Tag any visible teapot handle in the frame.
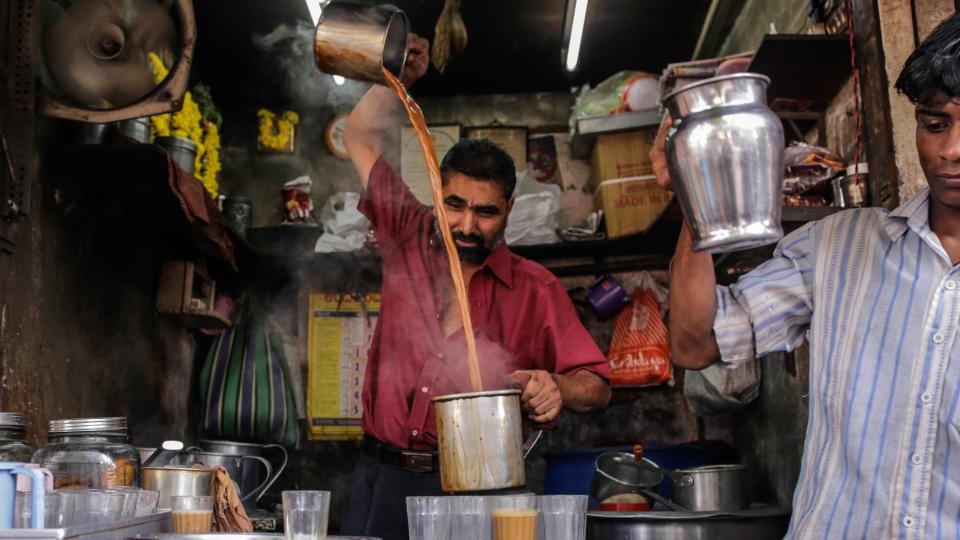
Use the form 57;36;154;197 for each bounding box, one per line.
522;430;543;460
238;456;273;503
255;444;288;501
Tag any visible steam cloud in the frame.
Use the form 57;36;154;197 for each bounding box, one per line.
251;21;370;109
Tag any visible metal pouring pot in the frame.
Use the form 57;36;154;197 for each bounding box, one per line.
432;390;542;492
195;440;288;506
313;2;409;85
663;73;785;254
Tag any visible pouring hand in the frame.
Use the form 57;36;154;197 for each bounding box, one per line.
504;370;563;423
400;34;431;88
650;113;674;191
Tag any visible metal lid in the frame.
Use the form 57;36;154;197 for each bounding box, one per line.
431;389;521;403
0;413;27;429
48;417;127;435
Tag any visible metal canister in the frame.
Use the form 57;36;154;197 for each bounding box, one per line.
118;117;152;143
142;466;215;508
668;464;751;512
663;73;785;254
221;196;253;239
432;390;527;492
155;135;198;175
313;2;409;84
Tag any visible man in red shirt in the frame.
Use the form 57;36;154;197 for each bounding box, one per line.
340;35;611;539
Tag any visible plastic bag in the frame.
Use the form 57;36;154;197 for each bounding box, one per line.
315;192;371;253
571;71;660;123
505;169;562;246
606;273;673;387
782;142;844;198
682;360;761;416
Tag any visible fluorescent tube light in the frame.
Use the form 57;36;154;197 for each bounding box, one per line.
306;0;322;25
564;0;589;72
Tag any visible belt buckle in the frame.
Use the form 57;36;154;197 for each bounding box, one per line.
402;451;434;473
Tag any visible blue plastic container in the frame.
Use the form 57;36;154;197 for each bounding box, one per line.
542;443;725;506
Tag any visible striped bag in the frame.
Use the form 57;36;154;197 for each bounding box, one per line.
199;298;300;447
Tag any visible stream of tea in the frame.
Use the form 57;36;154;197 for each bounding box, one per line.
383;68;483;392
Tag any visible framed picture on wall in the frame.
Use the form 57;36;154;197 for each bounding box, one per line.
401;123;462;206
464;126;528;172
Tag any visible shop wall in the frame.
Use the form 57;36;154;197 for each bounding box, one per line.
220;90;722;529
0;123;197;448
717;0;813;56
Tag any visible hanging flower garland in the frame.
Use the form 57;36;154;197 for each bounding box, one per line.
147;53;221;198
257;109;299;151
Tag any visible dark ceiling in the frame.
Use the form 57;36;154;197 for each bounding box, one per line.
193;0;712;107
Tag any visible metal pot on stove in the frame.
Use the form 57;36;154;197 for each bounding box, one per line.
667;464;750;512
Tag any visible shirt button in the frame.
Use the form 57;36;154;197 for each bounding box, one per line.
411;430;419;437
437;353;444;359
903;515;914;528
921;392;933;404
933;333;945;344
911;453;922;465
421;386;429;393
947;281;957;290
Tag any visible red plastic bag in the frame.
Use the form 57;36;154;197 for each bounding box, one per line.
607;277;672;387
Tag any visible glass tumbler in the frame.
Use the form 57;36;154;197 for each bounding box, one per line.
406;496;450;540
282;490;331;540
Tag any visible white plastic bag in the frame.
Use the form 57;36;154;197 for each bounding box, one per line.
314;192;371;253
506;169;562;246
682;360;761;416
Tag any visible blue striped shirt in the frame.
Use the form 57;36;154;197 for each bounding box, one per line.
714;189;960;539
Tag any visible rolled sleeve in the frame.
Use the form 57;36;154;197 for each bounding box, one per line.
713;222;816;366
358;155;430;244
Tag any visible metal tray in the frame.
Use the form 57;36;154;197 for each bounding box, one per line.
586;506;791;540
0;511;172;540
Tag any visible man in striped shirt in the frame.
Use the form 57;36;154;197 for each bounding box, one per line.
651;12;960;539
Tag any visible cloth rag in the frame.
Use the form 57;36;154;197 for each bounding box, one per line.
211;466;253;533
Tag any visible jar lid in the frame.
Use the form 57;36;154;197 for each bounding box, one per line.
48;417;127;435
0;413;27;429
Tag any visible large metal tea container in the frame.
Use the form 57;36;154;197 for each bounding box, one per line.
142;466;215;509
32;417;140;488
432;390;526;492
0;413;34;462
313;2;409;84
663;73;785;253
196;439;287;508
177;449;272;511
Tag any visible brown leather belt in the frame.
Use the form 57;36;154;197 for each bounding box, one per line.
361;435;438;473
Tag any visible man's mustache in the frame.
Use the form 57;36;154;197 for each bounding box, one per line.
452;231;485;246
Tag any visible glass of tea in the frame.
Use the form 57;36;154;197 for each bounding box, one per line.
170;495;214;534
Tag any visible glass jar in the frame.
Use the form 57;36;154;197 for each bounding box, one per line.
32;417;141;489
0;413;35;462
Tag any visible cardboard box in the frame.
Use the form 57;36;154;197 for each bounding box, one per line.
595;176;673;238
590;128;658;187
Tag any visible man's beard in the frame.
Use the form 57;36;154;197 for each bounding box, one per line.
434;229;503;265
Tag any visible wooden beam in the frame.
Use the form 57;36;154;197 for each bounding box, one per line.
854;0;900;209
877;0;926;201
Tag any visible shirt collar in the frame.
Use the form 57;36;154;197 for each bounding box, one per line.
482;243;514;289
884;187;931;240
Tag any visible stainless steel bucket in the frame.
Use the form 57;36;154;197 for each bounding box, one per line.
142;466;214;508
663;73;785;253
313;2;409;85
432;389;530;492
668;464;750;512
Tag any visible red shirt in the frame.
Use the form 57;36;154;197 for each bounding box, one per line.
358;156;610;451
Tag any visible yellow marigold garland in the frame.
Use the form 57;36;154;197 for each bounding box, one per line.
147;53;220;197
257;109;299;151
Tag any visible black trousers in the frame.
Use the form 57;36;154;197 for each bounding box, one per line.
340;451;446;540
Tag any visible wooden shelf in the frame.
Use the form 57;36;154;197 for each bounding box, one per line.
53;142;236;272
